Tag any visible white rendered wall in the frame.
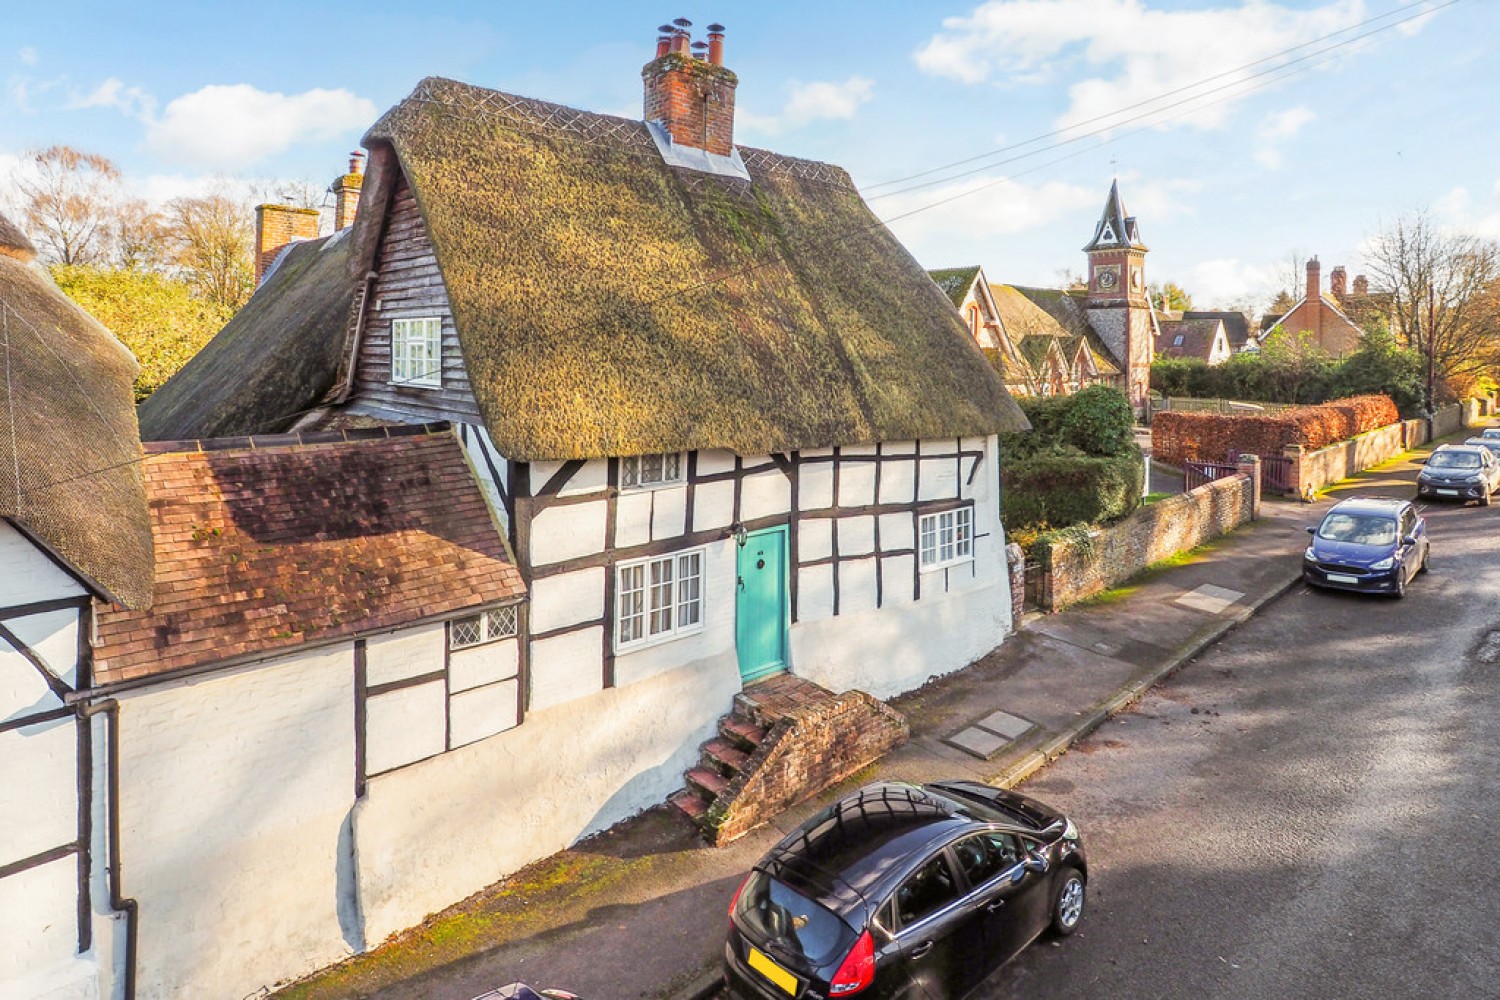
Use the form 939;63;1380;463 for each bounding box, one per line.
352;647;740;943
0;522;97;1000
117;646;354;1000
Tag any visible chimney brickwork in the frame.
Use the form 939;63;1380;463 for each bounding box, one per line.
1329;265;1347;302
642;22;737;157
254;205;320;285
331;151;365;232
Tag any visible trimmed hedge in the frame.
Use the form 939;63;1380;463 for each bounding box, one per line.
1002;454;1144;530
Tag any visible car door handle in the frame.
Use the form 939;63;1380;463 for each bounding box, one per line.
986;899;1006;912
910;941;934;960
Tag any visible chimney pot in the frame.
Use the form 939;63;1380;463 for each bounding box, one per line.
672;16;692;27
348;150;365;175
655;34;671;58
707;23;725;65
642;15;738;157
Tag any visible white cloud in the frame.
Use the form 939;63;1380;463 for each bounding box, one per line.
145;84;377;170
17;47;38;67
1190;257;1281;310
69;77;156;120
914;1;1400;133
739;76;874;135
1253;105;1316;169
1433;182;1500;242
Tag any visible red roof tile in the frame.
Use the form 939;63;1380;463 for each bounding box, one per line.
92;429;524;685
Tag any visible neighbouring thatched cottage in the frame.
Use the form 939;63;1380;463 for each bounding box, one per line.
0;212;156;1000
134;21;1027;995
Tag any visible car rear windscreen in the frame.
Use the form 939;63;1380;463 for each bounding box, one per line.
737;872;857;967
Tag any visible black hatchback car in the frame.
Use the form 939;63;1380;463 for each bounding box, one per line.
723;781;1086;999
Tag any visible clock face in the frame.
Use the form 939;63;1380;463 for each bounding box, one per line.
1097;269;1118;289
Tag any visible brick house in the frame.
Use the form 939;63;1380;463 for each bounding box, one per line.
1262;257;1365;355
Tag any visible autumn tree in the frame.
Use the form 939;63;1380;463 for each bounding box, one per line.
1362;212;1500;406
1148;281;1193;313
15;145;122;265
166;191;255;310
111;198;171;272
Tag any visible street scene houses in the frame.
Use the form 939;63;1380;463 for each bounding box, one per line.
5;5;1500;999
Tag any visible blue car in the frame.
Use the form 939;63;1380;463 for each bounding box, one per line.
1303;497;1429;598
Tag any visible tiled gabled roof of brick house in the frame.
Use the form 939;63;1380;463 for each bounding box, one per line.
92;424;524;686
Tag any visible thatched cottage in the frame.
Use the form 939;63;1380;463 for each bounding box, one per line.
130;21;1028;995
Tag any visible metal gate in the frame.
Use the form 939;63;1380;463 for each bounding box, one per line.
1184;458;1240;491
1228;450;1295;495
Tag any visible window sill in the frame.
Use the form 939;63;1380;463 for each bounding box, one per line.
919;556;975;574
614;624;704;656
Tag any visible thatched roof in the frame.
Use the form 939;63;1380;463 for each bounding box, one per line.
358;78;1025;459
138;234;357;441
927;266;982;308
0;222;153;607
0;214;36;261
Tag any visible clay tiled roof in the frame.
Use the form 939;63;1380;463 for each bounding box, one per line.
1155;318;1225;361
92;425;523;686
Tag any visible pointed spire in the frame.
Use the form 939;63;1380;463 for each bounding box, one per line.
1083;179;1147;252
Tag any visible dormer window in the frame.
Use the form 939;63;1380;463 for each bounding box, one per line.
391;317;443;388
621;453;683;489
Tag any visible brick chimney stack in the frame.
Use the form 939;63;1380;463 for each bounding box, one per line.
331;151;365;232
1353;274;1369;296
1329;265;1347;302
254;204;320;285
1306;257;1321;303
642;19;738;157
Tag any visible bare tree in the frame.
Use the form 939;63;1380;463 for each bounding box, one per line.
111;198;171;272
16;145;122;265
1362;212;1500;405
167;191;255;310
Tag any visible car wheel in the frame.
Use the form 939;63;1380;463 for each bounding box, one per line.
1394;566;1407;599
1419;546;1430;574
1049;867;1086;937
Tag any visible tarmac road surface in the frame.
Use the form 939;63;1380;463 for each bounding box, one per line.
976;493;1500;999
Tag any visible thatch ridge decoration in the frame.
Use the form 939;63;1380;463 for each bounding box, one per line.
363;77;1026;460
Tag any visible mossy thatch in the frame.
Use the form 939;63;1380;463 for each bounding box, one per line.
138;234;357;441
0;250;153;607
926;266;982;308
361;78;1026;460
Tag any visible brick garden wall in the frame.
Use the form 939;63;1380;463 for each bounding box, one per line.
1037;470;1258;611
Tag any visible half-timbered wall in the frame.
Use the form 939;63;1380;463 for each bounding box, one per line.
515;435;1010;705
0;520;110;1000
347;174;481;425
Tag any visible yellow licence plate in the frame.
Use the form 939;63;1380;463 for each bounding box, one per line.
747;945;799;995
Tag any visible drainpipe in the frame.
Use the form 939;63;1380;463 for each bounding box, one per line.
77;699;137;1000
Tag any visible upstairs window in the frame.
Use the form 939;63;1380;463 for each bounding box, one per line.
391;317;443;388
621;453;683;489
919;507;974;570
449;606;519;650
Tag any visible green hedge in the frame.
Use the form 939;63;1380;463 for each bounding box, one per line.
1001;454;1144;531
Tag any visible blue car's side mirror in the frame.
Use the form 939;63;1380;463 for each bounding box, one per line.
1305;526;1316;535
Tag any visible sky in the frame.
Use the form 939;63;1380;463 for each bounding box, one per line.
2;0;1496;312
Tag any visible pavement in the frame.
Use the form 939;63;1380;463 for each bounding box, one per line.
276;442;1449;1000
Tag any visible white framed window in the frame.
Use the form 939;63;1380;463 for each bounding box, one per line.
391;317;443;388
620;453;682;489
919;507;974;570
449;605;519;650
616;549;704;651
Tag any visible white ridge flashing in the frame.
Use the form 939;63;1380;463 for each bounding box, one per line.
645;121;751;182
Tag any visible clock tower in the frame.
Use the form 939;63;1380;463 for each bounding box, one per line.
1083;180;1152;416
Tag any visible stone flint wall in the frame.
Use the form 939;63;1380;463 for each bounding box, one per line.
1037;467;1257;611
705;691;908;846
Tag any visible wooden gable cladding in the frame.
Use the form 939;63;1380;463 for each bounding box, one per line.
349;172;482;424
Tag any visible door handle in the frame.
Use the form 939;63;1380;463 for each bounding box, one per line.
986;899;1005;913
737;576;745;592
910;941;934;960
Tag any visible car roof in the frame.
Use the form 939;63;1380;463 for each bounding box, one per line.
758;783;974;920
1326;496;1408;516
1433;443;1484;453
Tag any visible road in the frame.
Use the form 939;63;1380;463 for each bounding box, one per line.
977;486;1500;997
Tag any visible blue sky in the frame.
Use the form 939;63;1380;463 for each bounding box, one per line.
3;0;1495;311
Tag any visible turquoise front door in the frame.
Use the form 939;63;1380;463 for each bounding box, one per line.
736;526;789;684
